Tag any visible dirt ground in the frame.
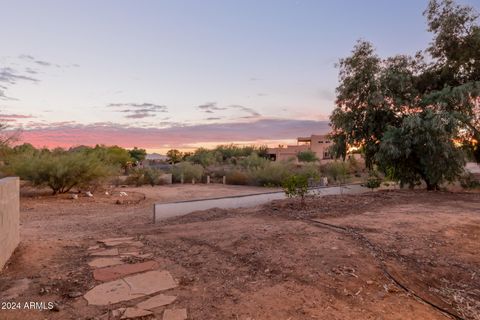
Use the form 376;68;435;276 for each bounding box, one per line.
0;184;479;320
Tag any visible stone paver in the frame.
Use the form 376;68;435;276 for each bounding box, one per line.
84;270;177;305
84;278;143;305
163;309;187;320
90;248;119;256
126;270;177;295
88;257;124;268
93;261;159;282
136;294;177;310
121;307;152;319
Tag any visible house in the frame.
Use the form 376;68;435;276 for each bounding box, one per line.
267;134;333;162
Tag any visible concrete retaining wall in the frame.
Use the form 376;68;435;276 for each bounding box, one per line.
0;177;20;270
153;184;370;222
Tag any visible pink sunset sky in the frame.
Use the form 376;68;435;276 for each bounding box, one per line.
0;0;440;153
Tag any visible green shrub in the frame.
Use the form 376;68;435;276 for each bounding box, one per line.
239;154;268;169
6;151;115;194
365;171;382;190
172;162;204;182
459;172;480;189
282;174;309;203
322;161;348;184
297;150;318;163
125;167;163;186
248;161;293;186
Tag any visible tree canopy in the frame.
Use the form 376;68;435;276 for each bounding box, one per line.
330;0;479;188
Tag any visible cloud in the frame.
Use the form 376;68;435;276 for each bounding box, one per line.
0;67;39;85
108;102;168;119
197;102;261;118
18;54;53;67
205;117;222;121
0;113;35;119
230;105;261;117
197;102;227;113
15;118;330;150
0;67;39;100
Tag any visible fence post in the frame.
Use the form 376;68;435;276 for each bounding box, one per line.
222;176;226;185
207;175;210;184
180;173;184;184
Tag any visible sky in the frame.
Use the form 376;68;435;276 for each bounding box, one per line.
0;0;478;153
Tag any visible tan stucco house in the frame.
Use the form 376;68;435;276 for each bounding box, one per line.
267;134;333;162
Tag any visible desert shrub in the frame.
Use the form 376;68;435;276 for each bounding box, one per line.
225;170;249;185
296;163;320;183
459;172;480;189
297;150;318;163
125;167;163;186
6;151;115;194
365;171;382;190
322;161;348;184
239;153;268;169
282;174;309;203
187;148;216;167
248;161;293;186
172;162;204;182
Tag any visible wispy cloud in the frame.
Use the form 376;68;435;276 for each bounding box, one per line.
197;102;261;118
107;102;168;119
197;102;227;113
230;105;261;117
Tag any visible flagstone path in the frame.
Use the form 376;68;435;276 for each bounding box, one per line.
83;237;188;320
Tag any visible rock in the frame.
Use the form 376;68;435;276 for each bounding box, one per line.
163;309;187;320
88;257;124;268
84;270;177;306
67;291;83;298
90;248;119;257
121;307;152;319
136;294;177;311
71;194;78;200
120;192;128;197
366;280;374;285
50;302;62;312
93;261;159;282
86;191;93;197
88;245;101;251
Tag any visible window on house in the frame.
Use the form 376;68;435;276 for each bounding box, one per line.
318;141;323;143
325;140;330;143
324;151;331;159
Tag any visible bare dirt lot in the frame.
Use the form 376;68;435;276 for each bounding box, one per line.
0;184;479;320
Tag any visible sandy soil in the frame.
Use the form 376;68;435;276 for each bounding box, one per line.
0;185;479;320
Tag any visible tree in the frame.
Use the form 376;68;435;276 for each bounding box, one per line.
129;147;147;163
297;150;318;163
330;41;400;169
6;151;114;194
166;149;183;164
282;174;309;205
422;0;480;160
376;111;465;190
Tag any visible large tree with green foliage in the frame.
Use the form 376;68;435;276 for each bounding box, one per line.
330;0;478;188
376;111;465;190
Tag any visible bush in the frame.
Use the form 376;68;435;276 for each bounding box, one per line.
297;150;318;163
125;167;163;186
247;161;293;186
365;171;382;190
172;162;204;182
459;172;480;189
6;151;114;194
282;174;309;202
225;170;249;185
239;154;268;169
322;161;348;184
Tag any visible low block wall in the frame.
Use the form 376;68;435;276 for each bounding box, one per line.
153;184;371;222
0;177;20;270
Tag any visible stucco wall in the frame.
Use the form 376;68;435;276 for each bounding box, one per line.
0;177;20;270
